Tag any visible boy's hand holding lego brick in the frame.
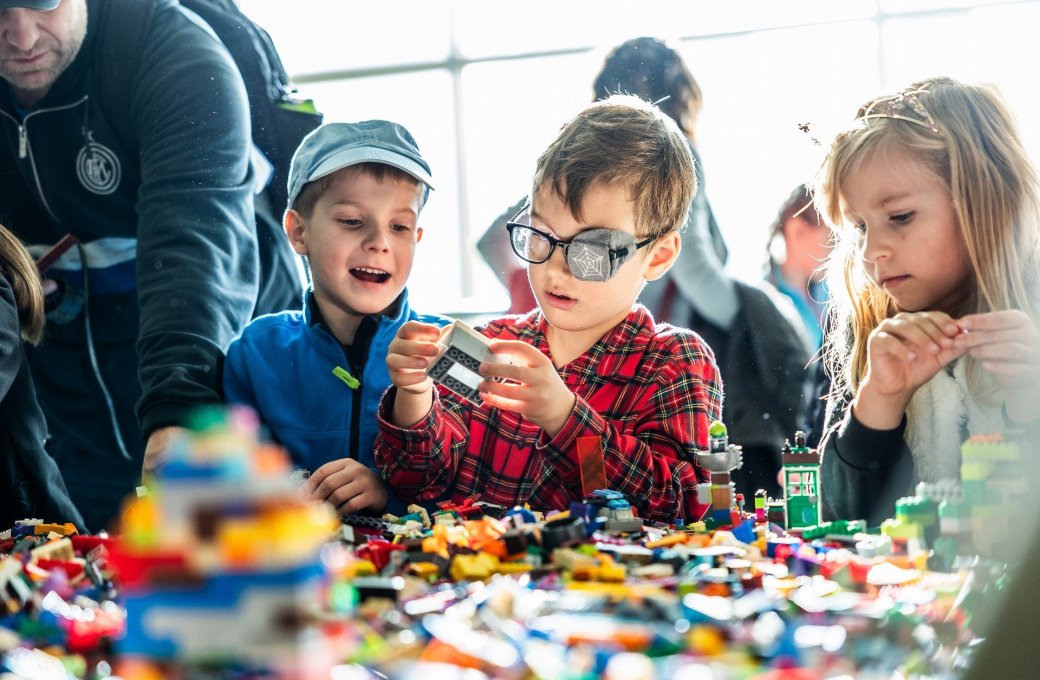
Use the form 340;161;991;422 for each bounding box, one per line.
303;458;389;514
478;340;576;437
387;321;442;393
386;320;443;426
425;320;515;407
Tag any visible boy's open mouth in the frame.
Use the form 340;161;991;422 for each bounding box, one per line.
351;267;391;284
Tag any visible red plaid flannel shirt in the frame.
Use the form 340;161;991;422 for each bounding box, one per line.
375;306;722;522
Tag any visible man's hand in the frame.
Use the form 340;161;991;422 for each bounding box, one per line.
478;340;576;437
142;425;187;474
302;458;389;514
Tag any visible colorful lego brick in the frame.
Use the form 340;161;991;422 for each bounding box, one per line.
754;489;767;522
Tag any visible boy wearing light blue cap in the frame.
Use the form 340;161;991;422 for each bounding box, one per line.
224;121;450;515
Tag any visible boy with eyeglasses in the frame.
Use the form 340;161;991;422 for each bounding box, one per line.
376;95;722;523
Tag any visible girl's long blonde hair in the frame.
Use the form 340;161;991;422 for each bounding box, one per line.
815;76;1040;407
0;225;45;345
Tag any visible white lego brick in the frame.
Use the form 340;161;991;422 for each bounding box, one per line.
427;320;508;405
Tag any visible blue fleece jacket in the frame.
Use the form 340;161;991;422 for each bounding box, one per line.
223;290;450;514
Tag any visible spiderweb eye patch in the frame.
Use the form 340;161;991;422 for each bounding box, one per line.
564;228;643;281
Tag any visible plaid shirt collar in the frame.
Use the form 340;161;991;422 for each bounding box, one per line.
513;304;656;382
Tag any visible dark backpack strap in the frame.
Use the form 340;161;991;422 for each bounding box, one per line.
94;0;158;152
178;0;312;211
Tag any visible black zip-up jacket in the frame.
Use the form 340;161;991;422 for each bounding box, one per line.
0;275;84;530
0;0;259;438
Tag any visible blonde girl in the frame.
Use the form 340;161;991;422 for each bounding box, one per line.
814;77;1040;525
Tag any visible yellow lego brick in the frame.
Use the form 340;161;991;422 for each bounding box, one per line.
572;564;597;581
341;560;377;579
566;580;665;599
544;510;570;523
645;534;687;549
407;562;440;580
33;523;77;537
596;563;627;583
450;553;499;582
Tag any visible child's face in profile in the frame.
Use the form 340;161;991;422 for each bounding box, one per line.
527;182;677;346
288;167;423;327
840;149;972;315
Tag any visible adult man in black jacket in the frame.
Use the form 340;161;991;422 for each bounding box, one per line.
0;0;299;530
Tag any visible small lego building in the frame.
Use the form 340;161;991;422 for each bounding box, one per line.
780;431;822;530
695;421;743;526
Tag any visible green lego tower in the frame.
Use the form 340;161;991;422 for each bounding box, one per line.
781;430;822;529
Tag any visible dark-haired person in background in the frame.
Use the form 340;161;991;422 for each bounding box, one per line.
765;185;832;351
594;38;811;502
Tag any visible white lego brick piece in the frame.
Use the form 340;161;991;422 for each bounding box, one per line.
427;320;506;405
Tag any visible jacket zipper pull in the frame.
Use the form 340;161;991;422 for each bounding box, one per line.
332;366;360;390
18;125;27;159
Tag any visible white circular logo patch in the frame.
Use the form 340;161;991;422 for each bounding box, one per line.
76;142;121;195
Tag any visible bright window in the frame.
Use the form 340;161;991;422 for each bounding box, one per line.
239;0;1040;315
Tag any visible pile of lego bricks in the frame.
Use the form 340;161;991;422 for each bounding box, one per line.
0;519;122;679
0;497;1006;680
323;491;998;680
0;419;1026;679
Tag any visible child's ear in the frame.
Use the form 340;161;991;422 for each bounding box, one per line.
644;231;681;282
284;209;309;256
416;226;423;243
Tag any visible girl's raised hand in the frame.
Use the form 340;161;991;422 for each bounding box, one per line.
957;310;1040;423
855;311;967;428
478;340;576;437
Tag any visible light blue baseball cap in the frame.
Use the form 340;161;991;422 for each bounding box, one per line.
286;120;434;211
0;0;60;9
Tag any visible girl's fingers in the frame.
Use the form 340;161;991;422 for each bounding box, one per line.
883;315;953;352
968;341;1035;362
959;310;1031;333
872;330;919;362
958;328;1033;351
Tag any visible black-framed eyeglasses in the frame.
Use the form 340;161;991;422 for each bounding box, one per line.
505;205;655;282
